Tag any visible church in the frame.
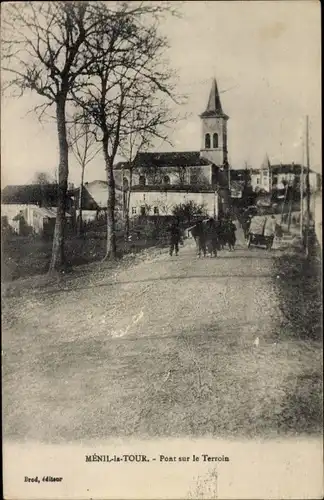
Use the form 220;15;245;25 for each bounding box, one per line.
114;78;231;219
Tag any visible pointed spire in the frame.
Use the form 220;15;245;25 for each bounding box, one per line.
261;154;271;170
200;78;228;119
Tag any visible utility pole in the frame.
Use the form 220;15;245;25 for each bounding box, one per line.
287;176;297;232
304;115;311;256
280;181;289;224
300;140;304;238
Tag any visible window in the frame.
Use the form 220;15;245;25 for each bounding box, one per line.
212;133;218;148
132;207;137;215
139;175;146;186
163;175;170;185
140;206;146;216
123;177;129;190
153;206;159;215
256;178;260;184
205;133;211;149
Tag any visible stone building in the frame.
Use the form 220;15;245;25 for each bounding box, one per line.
249;158;321;194
114;77;231;219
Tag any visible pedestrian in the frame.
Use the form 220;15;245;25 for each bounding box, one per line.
264;215;277;250
193;220;207;257
168;220;181;256
206;218;219;257
225;218;237;251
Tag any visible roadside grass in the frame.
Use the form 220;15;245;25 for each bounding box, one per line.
1;232;168;283
273;246;322;341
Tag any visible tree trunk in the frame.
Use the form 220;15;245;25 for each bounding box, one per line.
124;168;133;244
77;164;85;237
287;189;293;232
49;95;68;272
102;134;117;260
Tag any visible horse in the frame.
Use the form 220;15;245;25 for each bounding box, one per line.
241;216;251;240
190;220;207;257
218;219;237;251
205;218;219;257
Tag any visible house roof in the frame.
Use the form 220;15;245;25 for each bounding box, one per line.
1;184;73;205
130;184;215;193
200;78;229;119
71;180;123;210
270;163;317;174
115;151;212;170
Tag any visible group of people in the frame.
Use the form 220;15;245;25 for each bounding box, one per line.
168;213;237;258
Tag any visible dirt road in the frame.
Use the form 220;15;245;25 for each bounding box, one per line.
2;231;322;442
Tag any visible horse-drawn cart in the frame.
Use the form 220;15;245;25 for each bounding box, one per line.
247;215;276;250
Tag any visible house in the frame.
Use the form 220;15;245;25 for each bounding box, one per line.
270;163;321;193
1;184;73;235
128;184;218;218
70;180;124;224
249;159;321;193
114;77;231;219
229;180;245;199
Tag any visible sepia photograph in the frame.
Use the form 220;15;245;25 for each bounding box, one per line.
1;1;322;499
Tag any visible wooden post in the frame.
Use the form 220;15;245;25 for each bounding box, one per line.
280;182;289;224
300;157;304;238
287;186;293;232
305;115;311;257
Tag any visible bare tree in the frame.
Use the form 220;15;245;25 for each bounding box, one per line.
67;116;100;236
172;166;188;185
188;167;210;187
120;90;176;242
1;2;109;271
74;2;180;260
32;171;56;185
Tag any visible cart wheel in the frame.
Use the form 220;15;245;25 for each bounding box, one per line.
247;235;252;248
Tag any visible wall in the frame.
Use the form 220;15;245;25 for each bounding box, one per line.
1;204;70;235
83;181;108;208
251;173;261;192
200;116;227;165
259;170;271;192
83;180;123;209
1;204;35;233
129;190;218;218
312;191;322;248
115;165;212;188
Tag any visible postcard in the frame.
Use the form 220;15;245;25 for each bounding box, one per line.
1;1;322;499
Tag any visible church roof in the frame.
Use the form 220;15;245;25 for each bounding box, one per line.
200;78;229;119
114;151;211;169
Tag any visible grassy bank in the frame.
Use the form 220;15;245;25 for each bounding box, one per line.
273;246;322;341
1;231;168;283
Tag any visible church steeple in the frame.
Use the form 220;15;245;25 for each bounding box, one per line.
261;153;270;170
200;78;228;119
199;77;229;167
260;153;271;192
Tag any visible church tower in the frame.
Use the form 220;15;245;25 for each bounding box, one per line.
199;78;229;167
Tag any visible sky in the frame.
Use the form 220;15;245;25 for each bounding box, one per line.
1;1;321;187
